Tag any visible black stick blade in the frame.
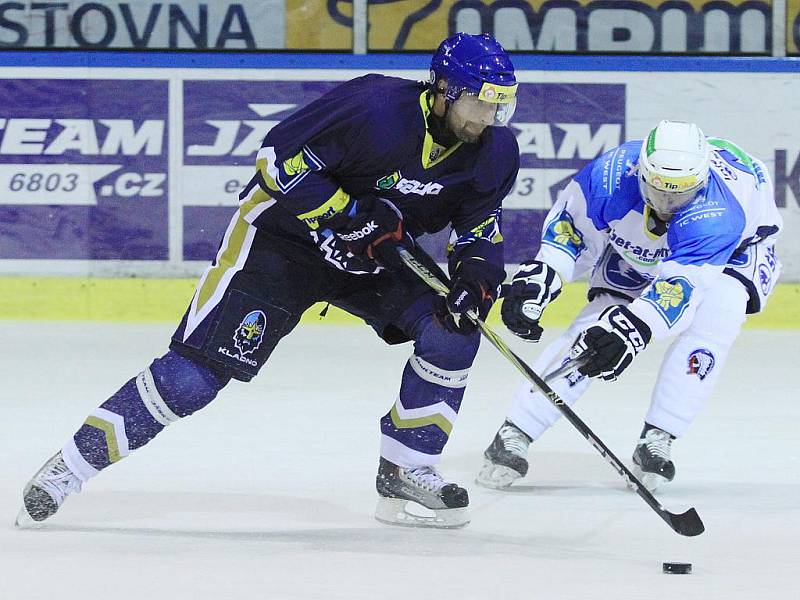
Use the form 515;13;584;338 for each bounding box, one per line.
667;507;705;537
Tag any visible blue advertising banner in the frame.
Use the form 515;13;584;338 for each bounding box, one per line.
0;78;168;260
181;79;338;261
504;82;625;262
0;56;796;281
0;74;624;265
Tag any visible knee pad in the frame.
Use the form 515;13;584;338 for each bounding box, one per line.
413;314;480;371
145;351;231;420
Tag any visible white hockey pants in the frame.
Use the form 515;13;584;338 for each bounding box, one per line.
506;275;748;439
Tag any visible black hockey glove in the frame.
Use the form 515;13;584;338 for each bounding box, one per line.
570;305;652;382
501;260;563;342
437;259;505;335
330;197;405;270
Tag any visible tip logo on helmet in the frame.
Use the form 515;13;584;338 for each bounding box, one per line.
477;82;518;104
234;310;267;356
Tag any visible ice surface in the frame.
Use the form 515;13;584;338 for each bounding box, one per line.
1;322;797;600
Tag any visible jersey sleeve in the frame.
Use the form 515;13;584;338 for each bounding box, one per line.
447;127;519;277
535;161;609;282
251;76;390;231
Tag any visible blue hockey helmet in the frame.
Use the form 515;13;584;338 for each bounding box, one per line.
430;33;517;126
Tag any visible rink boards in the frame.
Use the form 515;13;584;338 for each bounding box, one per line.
0;53;797;324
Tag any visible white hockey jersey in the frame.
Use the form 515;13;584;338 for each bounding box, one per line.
536;139;783;341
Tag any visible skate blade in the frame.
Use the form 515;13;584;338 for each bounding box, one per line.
374;497;470;529
14;506;41;529
630;464;669;493
475;459;522;490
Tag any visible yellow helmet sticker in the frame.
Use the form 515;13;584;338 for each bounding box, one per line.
647;173;699;192
477;81;517;104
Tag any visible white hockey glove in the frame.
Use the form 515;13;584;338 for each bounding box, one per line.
501;260;562;342
570;305;652;381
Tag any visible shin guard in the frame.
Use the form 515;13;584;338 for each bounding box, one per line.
63;351;230;480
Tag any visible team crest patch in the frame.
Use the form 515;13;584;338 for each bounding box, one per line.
687;349;715;380
234;310;267;356
642;276;694;328
542;210;585;259
283;150;309;176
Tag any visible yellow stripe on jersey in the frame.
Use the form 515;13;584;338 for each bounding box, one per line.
296;187;351;230
195;199;266;313
195;218;249;313
239;186;274;217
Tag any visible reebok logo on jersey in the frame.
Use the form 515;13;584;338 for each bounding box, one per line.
339;221;378;241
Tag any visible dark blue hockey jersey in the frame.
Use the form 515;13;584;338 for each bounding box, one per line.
238;74;520;275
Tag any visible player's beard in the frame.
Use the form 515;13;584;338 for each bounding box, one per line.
445;107;489;144
446;112;486;143
445;94;496;143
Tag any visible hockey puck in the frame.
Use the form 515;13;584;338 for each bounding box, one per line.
662;562;692;574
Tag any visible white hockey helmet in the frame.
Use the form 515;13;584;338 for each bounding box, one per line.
638;120;710;215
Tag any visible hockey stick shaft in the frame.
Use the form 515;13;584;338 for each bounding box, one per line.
398;247;704;537
543;355;590;383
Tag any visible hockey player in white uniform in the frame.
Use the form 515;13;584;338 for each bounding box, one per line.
477;120;783;492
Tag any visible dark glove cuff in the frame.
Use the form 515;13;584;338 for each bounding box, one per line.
453;258;506;301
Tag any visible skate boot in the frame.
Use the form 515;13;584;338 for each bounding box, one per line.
375;457;469;528
476;420;532;489
631;426;675;493
16;451;82;527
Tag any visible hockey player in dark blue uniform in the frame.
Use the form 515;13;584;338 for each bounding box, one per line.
18;33;520;529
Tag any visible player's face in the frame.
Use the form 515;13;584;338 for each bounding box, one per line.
446;93;497;143
638;176;705;215
446;90;517;144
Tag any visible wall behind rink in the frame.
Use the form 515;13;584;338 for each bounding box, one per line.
0;53;797;282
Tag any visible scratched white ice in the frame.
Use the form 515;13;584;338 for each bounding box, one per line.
1;322;797;600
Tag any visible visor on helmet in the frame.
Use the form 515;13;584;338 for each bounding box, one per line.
638;173;705;215
450;81;518;128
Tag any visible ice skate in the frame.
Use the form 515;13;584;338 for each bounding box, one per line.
631;427;675;493
374;457;469;528
476;420;532;489
16;451;82;527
